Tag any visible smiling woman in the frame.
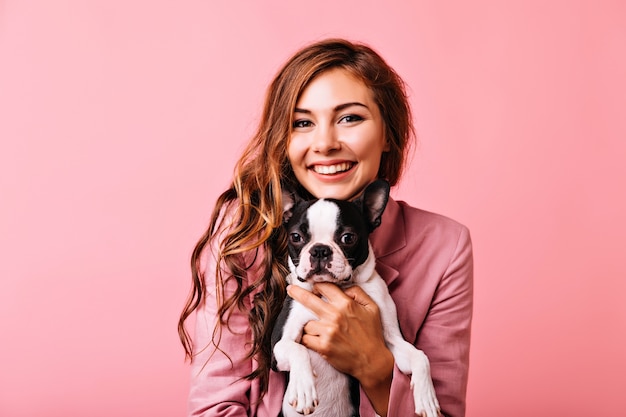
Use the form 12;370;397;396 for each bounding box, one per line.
288;68;389;201
178;38;473;417
2;1;624;416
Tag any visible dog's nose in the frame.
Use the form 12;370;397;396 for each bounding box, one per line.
309;244;332;261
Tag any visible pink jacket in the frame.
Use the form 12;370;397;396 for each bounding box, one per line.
187;197;474;417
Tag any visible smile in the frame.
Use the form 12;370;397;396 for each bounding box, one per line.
312;162;354;175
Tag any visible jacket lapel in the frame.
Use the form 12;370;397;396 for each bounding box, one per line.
370;197;404;287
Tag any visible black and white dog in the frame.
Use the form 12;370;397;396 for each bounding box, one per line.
271;180;440;417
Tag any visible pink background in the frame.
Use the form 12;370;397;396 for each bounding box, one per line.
1;1;625;416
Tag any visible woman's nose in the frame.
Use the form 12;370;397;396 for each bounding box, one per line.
311;125;340;153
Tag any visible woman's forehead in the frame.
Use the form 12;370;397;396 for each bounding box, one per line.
295;68;375;111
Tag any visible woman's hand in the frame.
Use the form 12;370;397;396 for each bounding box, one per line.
287;282;394;416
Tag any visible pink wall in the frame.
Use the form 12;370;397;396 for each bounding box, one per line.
1;1;624;416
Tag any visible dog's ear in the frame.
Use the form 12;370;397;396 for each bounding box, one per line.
281;182;303;224
355;179;390;231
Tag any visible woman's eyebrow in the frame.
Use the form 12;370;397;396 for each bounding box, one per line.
293;102;369;114
334;102;368;112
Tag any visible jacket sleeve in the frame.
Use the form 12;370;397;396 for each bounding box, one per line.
365;225;474;417
186;226;258;416
421;225;473;417
408;225;473;417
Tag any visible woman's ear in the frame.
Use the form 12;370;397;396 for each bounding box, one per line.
383;137;391;152
381;130;391;152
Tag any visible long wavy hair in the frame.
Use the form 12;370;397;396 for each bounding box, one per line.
178;38;415;396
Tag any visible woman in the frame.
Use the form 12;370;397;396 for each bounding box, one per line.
178;38;473;417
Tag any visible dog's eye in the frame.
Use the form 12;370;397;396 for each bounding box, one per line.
290;233;302;243
340;233;356;245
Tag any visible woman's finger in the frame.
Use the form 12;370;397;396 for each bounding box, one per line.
286;284;328;316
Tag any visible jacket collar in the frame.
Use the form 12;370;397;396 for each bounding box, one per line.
370;197;406;257
369;197;404;285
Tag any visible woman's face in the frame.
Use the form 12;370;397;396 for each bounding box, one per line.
288;68;388;201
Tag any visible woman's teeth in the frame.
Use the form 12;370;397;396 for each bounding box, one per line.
313;163;353;175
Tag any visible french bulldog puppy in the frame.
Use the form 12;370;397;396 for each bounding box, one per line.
271;180;440;417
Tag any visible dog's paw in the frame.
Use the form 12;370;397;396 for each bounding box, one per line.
285;372;318;415
410;373;440;417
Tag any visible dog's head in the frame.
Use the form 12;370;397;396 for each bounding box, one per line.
281;180;390;288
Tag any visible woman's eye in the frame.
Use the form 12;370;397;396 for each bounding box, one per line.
338;114;364;124
293;119;312;129
340;233;356;245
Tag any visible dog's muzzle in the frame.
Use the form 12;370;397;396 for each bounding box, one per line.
308;243;333;271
